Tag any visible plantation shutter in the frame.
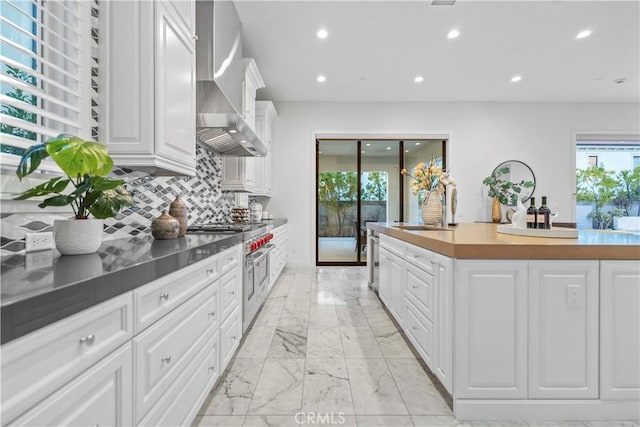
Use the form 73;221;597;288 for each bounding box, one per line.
0;0;91;150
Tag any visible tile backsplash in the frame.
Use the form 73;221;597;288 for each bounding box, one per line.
0;146;235;258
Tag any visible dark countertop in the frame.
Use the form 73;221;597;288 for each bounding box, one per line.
367;222;640;260
1;218;287;344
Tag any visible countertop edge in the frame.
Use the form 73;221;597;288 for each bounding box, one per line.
367;222;640;260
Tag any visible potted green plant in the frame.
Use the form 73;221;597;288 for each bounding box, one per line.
15;134;134;255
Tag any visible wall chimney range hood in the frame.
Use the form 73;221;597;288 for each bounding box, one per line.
195;0;267;157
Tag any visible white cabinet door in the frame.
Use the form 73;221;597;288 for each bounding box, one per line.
455;260;528;399
528;261;599;399
253;101;277;196
433;253;453;395
9;344;133;427
601;260;640;400
221;157;256;192
220;306;242;370
100;0;196;176
154;0;196;172
389;251;405;326
379;247;392;306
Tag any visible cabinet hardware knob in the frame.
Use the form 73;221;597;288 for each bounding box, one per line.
230;291;235;295
412;285;418;289
231;336;237;341
208;366;216;372
159;292;170;300
207;268;214;275
411;326;418;331
208;311;216;317
193;34;199;40
161;355;172;363
79;334;95;344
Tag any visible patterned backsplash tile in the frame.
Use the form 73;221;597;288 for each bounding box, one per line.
1;146;235;258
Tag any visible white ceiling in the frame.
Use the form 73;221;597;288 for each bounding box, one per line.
234;1;640;103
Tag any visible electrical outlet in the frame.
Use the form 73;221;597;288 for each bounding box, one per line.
25;232;54;252
567;284;581;307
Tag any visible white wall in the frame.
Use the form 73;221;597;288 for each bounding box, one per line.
268;102;640;266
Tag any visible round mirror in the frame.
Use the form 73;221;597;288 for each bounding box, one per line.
488;160;536;206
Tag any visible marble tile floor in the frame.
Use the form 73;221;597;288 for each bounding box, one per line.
195;266;639;427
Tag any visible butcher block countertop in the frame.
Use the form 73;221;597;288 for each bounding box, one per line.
367;222;640;260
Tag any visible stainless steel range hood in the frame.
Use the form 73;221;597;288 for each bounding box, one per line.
195;0;266;157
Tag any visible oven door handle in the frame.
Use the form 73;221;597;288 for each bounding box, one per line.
246;244;274;265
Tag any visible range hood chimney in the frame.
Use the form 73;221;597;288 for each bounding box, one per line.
195;0;267;157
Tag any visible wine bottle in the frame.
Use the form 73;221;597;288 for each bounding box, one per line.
537;196;551;229
526;197;537;229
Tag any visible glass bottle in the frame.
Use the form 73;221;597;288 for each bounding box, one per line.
526;197;537;229
537;196;551;229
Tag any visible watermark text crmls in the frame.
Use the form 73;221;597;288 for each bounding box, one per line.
294;412;346;425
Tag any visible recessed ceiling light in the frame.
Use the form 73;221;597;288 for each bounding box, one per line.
576;29;592;39
316;28;328;39
414;76;424;83
510;75;522;83
416;142;421;146
317;75;326;83
366;143;371;146
405;150;409;153
361;150;365;153
447;29;460;39
386;147;391;150
240;140;247;143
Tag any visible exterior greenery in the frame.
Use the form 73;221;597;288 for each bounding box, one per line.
318;171;388;237
576;165;640;229
483;166;534;206
15;135;134;219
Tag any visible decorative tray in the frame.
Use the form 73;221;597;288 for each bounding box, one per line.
497;224;578;239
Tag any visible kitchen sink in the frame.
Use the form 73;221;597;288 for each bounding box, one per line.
392;225;453;231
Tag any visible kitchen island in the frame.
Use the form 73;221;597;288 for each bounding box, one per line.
367;222;640;421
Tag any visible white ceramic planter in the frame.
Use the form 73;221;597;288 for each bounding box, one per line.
54;219;104;255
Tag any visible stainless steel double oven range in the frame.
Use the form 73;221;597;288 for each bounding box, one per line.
187;223;274;333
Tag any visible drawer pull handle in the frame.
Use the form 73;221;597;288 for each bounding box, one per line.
230;291;235;296
412;285;418;289
231;336;237;341
192;34;198;40
411;326;418;331
208;366;216;372
207;268;215;275
161;355;172;363
159;292;170;300
79;334;95;345
208;311;216;317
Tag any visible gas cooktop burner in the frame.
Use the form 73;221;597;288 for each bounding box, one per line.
186;223;251;233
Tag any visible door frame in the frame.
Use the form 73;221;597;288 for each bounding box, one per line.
313;131;452;266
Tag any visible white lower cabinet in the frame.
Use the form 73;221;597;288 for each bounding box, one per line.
9;344;133;427
454;260;528;399
528;261;599;399
2;243;244;427
380;235;452;394
1;293;133;423
139;330;219;427
433;253;453;394
600;260;640;400
378;245;404;325
134;284;217;422
269;224;288;287
220;306;242;369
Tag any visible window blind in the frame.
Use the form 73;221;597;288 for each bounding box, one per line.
1;0;90;151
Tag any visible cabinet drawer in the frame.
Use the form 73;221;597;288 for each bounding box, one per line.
220;306;242;370
1;293;133;423
140;329;219;427
272;225;287;240
405;298;434;369
406;263;434;322
220;266;240;320
134;284;217;422
380;234;405;257
8;343;133;427
219;244;241;275
134;256;219;333
406;243;434;274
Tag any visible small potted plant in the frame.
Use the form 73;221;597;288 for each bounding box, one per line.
15;134;134;255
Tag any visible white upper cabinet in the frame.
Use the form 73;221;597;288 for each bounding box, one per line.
253;101;277;196
242;59;265;132
100;0;196;176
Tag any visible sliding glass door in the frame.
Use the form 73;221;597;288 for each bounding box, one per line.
316;139;445;266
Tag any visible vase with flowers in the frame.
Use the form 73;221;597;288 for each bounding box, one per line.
401;157;455;226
